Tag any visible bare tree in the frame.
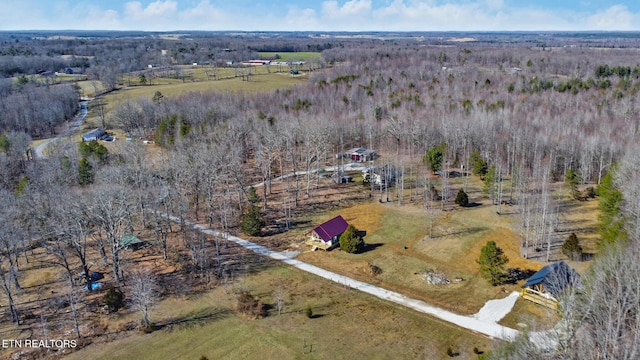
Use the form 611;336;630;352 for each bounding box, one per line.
128;268;157;330
89;185;137;284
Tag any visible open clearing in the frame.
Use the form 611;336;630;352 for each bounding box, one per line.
60;265;493;360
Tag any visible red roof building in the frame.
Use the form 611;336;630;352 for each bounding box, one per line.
307;215;349;249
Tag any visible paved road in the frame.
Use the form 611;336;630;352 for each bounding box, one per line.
33;100;90;159
170;214;519;341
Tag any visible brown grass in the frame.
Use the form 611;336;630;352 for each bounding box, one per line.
60;265;494;360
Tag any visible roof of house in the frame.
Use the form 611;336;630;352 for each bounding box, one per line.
522;261;581;298
345;147;375;155
310;215;349;242
83;128;106;139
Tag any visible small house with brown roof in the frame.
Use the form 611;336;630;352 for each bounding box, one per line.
306;215;349;250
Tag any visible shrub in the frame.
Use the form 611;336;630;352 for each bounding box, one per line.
236;290;266;319
562;233;583;261
455;189;469;207
104;287;124;312
305;306;313;319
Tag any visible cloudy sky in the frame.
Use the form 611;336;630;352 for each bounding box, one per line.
1;0;639;32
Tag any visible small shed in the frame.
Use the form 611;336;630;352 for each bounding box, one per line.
306;215;349;250
521;261;580;309
82;128;106;142
331;170;352;184
119;234;146;250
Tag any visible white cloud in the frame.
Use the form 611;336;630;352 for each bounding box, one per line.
322;0;372;19
283;8;320;30
1;0;640;31
125;1;178;21
587;5;636;30
178;1;230;29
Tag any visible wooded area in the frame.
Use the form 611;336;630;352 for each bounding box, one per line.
1;31;640;359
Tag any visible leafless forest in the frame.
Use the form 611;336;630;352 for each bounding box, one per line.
1;31;640;358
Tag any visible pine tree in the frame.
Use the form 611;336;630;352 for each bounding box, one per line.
597;167;626;247
470;149;488;177
423;142;446;173
339;224;364;253
454;188;469;207
477;241;509;286
565;168;581;200
78;158;94;185
241;205;264;236
562;233;583;261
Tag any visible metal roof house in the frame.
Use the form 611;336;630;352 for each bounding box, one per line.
344;147;377;162
82;128;106;142
521;261;581;309
306;215;349;250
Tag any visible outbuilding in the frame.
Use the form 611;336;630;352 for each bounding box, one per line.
521;261;580;309
82;128;106;142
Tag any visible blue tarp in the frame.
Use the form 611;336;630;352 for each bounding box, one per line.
83;282;104;291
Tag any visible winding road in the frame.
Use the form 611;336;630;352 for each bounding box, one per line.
33;100;90;159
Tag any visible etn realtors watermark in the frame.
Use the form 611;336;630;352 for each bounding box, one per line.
2;339;77;349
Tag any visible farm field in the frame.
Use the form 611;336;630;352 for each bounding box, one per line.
258;51;322;61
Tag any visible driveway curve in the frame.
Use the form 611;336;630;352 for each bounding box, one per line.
171;215;519;341
34;100;90;159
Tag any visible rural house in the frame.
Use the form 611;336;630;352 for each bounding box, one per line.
82;128;106;142
344;147;377;162
306;215;349;250
362;164;396;187
521;261;581;309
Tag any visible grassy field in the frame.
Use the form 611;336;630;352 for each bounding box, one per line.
288;171;598;322
259;52;322;61
61;265;494;360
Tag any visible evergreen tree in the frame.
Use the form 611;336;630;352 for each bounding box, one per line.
241;205;264;236
79;141;109;163
565;168;581;200
339;224;364;253
470;149;488;177
247;186;260;204
455;188;469;207
78;158;94;185
562;233;583;261
597;168;626;247
483;164;497;199
423;142;446;173
477;241;509;286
